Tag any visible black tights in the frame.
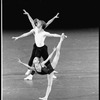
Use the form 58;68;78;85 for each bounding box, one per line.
28;44;51;75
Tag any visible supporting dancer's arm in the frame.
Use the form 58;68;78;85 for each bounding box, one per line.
45;13;59;28
17;58;35;70
23;9;35;28
12;29;34;40
45;32;67;38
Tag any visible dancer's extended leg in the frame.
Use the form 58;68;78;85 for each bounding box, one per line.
51;33;65;69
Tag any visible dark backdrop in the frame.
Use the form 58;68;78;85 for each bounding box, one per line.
3;0;99;31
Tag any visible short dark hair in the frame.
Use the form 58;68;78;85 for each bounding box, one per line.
40;20;46;29
42;21;46;29
34;19;46;29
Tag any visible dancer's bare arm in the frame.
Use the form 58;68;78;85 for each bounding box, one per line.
41;47;56;66
45;32;67;38
45;13;59;28
17;58;35;70
23;9;35;28
45;32;61;37
12;29;34;40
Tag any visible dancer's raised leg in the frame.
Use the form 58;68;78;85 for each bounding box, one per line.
51;33;65;69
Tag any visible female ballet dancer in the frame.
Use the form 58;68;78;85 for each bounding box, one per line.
18;33;67;100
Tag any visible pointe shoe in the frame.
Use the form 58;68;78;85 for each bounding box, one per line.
25;69;31;75
24;74;33;80
62;33;67;39
61;33;65;38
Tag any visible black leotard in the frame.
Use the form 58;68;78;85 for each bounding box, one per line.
35;64;54;75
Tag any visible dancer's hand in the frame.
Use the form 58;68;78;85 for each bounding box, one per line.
23;9;28;15
54;13;59;18
12;37;19;41
41;63;45;68
65;35;67;38
17;58;21;63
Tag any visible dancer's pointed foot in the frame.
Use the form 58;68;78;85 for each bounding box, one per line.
24;74;33;80
39;97;47;100
61;33;67;39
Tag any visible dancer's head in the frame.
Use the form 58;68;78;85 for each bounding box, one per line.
34;18;39;26
33;57;41;65
34;18;46;29
40;20;46;29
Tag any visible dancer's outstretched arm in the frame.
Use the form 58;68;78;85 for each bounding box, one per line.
12;29;34;40
23;9;35;28
45;32;67;38
45;13;59;28
17;58;35;70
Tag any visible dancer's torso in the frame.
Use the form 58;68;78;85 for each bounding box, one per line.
34;27;46;47
34;63;54;75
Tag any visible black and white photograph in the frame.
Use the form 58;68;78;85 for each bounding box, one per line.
2;0;99;100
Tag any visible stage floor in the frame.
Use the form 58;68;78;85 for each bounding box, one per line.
3;29;99;100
